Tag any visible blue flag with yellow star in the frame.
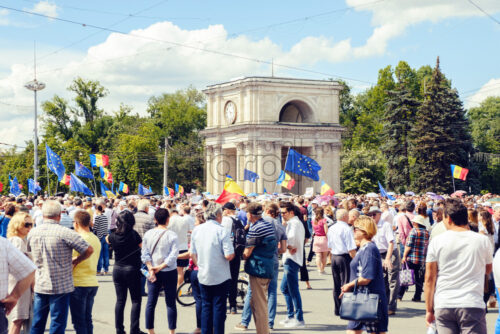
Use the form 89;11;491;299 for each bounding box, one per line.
46;144;66;181
284;148;321;181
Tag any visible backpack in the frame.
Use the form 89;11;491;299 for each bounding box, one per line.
231;217;246;258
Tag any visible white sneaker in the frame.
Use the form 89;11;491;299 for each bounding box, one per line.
279;317;293;325
284;319;306;328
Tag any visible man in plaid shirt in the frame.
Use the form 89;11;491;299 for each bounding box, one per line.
28;200;94;334
401;215;430;302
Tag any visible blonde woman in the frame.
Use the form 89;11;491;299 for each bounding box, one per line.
7;212;34;334
341;216;388;334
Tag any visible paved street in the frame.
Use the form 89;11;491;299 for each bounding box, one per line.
80;260;498;333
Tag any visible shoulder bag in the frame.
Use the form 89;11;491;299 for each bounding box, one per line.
141;229;168;272
340;279;380;322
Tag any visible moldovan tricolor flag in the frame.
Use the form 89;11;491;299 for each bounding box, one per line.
320;181;335;196
276;171;295;190
90;154;109;167
119;181;129;194
216;177;246;204
450;164;469;181
60;174;71;186
99;166;113;183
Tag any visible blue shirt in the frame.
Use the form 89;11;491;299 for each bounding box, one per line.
237;209;248;226
0;215;11;238
349;241;386;298
190;220;234;285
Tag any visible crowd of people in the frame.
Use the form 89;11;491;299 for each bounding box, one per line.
0;191;499;334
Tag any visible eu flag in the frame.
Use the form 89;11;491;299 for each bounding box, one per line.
138;183;153;196
46;145;66;181
243;169;259;183
284;148;321;181
28;179;41;194
378;181;396;200
75;161;94;179
10;176;21;196
70;173;93;196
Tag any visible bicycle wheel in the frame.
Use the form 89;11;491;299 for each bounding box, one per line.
236;279;249;309
176;282;196;306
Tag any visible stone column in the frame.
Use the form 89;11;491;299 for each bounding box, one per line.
212;145;223;194
243;142;255;194
256;141;265;194
262;141;282;194
205;146;214;194
236;142;244;184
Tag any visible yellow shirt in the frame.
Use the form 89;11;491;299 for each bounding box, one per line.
72;231;101;287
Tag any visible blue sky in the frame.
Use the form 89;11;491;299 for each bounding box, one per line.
0;0;499;147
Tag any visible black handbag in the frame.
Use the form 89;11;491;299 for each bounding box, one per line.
339;279;379;322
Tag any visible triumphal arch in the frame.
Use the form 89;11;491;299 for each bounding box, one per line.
202;77;343;195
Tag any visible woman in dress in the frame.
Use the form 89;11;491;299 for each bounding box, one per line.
106;210;144;334
341;215;388;334
312;207;329;274
7;212;33;334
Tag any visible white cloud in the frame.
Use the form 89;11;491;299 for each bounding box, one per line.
0;9;10;26
465;78;500;108
2;0;500;146
30;1;58;18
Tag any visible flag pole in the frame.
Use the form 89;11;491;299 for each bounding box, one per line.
46;161;50;196
275;147;291;194
452;174;456;193
92;167;98;197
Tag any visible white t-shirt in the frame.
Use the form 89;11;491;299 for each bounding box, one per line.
168;214;190;250
221;216;234;236
283;216;305;266
372;220;394;252
426;230;493;309
493;249;500;290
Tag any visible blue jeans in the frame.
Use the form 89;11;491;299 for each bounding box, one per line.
241;262;279;327
496;288;500;334
280;259;303;322
31;292;70;334
200;279;230;334
191;270;202;329
70;286;98;334
145;270;177;330
97;237;109;273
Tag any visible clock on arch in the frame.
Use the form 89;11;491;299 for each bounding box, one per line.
224;101;237;124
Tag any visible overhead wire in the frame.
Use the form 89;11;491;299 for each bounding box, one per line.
467;0;500;25
0;3;378;85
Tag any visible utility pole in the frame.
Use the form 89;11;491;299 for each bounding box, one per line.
163;137;169;194
24;43;45;188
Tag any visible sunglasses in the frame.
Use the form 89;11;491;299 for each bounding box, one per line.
24;223;33;228
354;227;364;233
280;211;288;215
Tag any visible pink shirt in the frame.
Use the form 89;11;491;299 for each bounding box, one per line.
313;219;327;237
397;212;414;245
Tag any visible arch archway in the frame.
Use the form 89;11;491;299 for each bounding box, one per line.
279;100;314;123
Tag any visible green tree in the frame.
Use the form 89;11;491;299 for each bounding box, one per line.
382;72;420;193
411;58;475;193
469;97;500;193
341;147;386;193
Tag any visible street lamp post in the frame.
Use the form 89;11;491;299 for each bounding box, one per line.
24;79;45;187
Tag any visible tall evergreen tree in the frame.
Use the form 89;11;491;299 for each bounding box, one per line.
382;82;419;193
411;58;475;193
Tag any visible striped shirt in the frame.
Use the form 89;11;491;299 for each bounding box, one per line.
406;227;429;265
93;214;109;240
246;219;275;248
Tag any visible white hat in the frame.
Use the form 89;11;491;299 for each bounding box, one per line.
320;201;328;206
483;202;492;207
25;202;33;207
387;200;394;206
412;215;431;230
311;200;319;205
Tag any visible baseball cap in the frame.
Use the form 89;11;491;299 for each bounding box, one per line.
222;202;237;211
